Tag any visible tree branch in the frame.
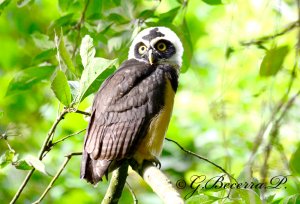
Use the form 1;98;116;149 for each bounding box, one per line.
72;0;90;58
248;43;300;170
101;161;129;204
138;161;184;204
249;0;300;182
240;21;299;46
38;108;69;159
32;152;82;204
10;108;69;204
51;128;86;147
165;138;236;183
74;109;91;116
260;90;300;193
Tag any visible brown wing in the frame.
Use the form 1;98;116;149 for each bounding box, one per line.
80;59;172;184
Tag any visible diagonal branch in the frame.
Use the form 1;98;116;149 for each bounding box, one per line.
250;0;300;183
72;0;91;58
74;109;91;116
10;108;69;204
165;137;236;183
51;128;86;147
32;152;82;204
101;161;129;204
240;21;299;46
260;90;300;192
138;161;184;204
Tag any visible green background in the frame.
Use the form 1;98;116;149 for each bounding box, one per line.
1;0;300;203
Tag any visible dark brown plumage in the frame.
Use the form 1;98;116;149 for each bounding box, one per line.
80;59;178;184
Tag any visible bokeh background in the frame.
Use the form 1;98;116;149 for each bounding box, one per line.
1;0;300;203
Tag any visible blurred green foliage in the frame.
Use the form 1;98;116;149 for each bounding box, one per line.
1;0;300;203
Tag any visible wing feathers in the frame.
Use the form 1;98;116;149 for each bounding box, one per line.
81;59;178;184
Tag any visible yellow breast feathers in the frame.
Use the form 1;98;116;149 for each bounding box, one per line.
134;77;175;164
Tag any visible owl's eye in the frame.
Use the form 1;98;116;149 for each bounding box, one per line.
138;45;147;54
156;42;167;52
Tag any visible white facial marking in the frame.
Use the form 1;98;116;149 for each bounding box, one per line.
128;27;184;68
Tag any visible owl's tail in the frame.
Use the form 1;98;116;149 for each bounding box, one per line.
80;151;111;185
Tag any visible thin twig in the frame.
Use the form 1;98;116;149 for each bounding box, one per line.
101;161;129;204
240;21;299;46
38;108;69;159
126;181;138;204
165;138;236;183
72;0;90;58
10;108;69;204
258;0;300;191
165;138;235;199
74;109;91;116
277;90;300;122
32;152;82;204
51;128;86;147
260;90;300;198
248;43;300;169
9;170;35;204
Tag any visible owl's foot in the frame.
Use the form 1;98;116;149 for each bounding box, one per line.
150;156;161;169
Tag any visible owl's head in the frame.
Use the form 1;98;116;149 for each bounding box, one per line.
128;27;183;68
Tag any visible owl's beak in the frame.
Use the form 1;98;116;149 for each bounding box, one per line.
148;49;154;65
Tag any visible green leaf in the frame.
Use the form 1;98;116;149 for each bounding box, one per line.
80;35;96;69
107;35;124;53
32;48;56;64
57;32;77;76
87;12;102;20
68;81;80;100
107;13;129;24
160;7;181;22
31;32;55;50
186;195;220;204
77;35;117;103
179;20;192;73
17;0;33;7
0;0;11;15
279;194;300;204
138;9;155;19
202;0;223;5
0;150;15;168
6;66;56;96
290;144;300;175
78;57;117;103
52;13;74;28
259;46;289;77
81;66;116;100
226;47;235;59
14;159;33;170
265;194;276;203
25;155;50;175
51;70;72;106
231;189;262;204
58;0;74;11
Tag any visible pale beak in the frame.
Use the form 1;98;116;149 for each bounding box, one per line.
148;49;154;65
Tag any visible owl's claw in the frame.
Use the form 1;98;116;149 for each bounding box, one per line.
129;157;161;174
150;156;161;169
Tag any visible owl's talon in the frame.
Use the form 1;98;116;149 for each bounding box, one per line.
151;157;161;169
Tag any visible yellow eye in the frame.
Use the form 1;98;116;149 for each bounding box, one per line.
138;45;147;54
156;42;167;51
